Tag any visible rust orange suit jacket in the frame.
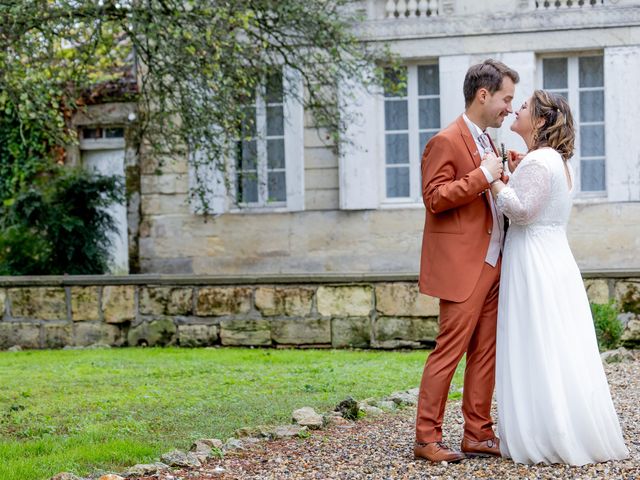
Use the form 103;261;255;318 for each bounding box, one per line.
419;115;495;303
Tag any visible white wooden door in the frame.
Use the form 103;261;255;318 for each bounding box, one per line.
81;137;129;274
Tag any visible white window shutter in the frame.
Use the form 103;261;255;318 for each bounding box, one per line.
338;72;380;210
189;149;229;215
605;46;640;202
283;66;305;211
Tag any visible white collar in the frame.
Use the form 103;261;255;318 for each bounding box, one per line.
462;113;485;138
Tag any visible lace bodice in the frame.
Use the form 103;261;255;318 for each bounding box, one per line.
496;147;573;228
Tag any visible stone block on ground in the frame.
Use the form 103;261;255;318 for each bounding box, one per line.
50;473;83;480
616;281;640;314
220;318;271;346
191;438;223;450
331;317;370;348
334;397;359;420
139;286;170;315
272;318;330;345
621;314;640;348
360;405;384;417
601;347;635;363
123;463;170;477
0;289;6;316
235;426;273;439
196;287;252;316
178;324;218;347
376;400;397;411
376;283;439;317
127;317;177;346
386;389;418;407
223;438;245;451
255;287;284;316
168;288;193;315
272;425;308;439
43;323;73;349
255;287;314;317
325;413;351;426
373;316;438;346
102;286;135;323
9;287;67;320
140;287;194;316
292;406;324;429
70;287;100;321
190;439;223;460
317;286;372;317
584;279;610;305
73;322;122;347
0;322;40;350
160;449;201;468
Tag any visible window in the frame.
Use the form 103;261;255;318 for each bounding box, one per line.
189;67;304;215
383;63;440;202
541;54;605;193
234;73;287;206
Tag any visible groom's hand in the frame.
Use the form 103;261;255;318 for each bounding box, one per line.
481;153;503;182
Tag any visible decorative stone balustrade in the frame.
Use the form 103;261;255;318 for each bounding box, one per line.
384;0;444;18
0;272;638;350
372;0;622;20
532;0;607;8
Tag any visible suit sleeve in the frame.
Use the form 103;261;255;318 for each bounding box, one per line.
422;134;491;214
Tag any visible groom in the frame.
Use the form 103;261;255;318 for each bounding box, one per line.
414;59;519;463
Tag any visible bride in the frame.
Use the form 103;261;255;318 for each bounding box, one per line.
488;90;629;465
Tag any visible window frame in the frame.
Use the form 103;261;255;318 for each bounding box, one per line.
229;76;287;209
379;61;441;207
537;51;606;200
190;66;303;215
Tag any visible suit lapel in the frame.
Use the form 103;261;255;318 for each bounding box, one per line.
455;116;481;168
454;117;493;224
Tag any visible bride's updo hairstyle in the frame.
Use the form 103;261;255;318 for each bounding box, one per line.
530;89;575;161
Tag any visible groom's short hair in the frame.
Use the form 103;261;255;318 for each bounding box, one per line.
463;59;520;108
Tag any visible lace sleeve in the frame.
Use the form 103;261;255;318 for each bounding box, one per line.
496;158;551;225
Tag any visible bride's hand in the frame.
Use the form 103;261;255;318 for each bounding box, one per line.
508;150;525;173
490;178;506;197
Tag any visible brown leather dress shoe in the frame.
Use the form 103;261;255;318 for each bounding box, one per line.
460;436;501;458
414;442;466;463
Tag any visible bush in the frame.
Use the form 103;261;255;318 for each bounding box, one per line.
590;301;623;352
0;99;54;202
0;168;124;275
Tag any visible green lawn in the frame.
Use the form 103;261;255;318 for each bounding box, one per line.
0;347;465;480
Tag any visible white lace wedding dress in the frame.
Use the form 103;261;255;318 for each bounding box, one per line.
495;147;629;465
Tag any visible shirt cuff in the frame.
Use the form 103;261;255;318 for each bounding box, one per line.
480;165;494;184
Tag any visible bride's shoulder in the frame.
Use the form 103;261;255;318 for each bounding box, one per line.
520;147;557;168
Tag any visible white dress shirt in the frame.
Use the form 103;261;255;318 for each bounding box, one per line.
462;114;504;267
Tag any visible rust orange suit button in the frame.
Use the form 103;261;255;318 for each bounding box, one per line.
488;229;492;234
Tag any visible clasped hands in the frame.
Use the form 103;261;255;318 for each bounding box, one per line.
481;149;525;184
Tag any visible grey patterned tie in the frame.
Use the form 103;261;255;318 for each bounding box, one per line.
478;132;493;154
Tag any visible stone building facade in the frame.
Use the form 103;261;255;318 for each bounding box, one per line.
73;0;640;277
4;1;640;351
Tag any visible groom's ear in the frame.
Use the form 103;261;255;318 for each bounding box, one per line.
477;88;489;104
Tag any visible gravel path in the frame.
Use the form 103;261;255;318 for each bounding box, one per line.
136;357;639;480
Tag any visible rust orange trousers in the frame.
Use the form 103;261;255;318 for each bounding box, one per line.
415;257;501;443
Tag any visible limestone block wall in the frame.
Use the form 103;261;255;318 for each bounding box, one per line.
0;274;638;350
